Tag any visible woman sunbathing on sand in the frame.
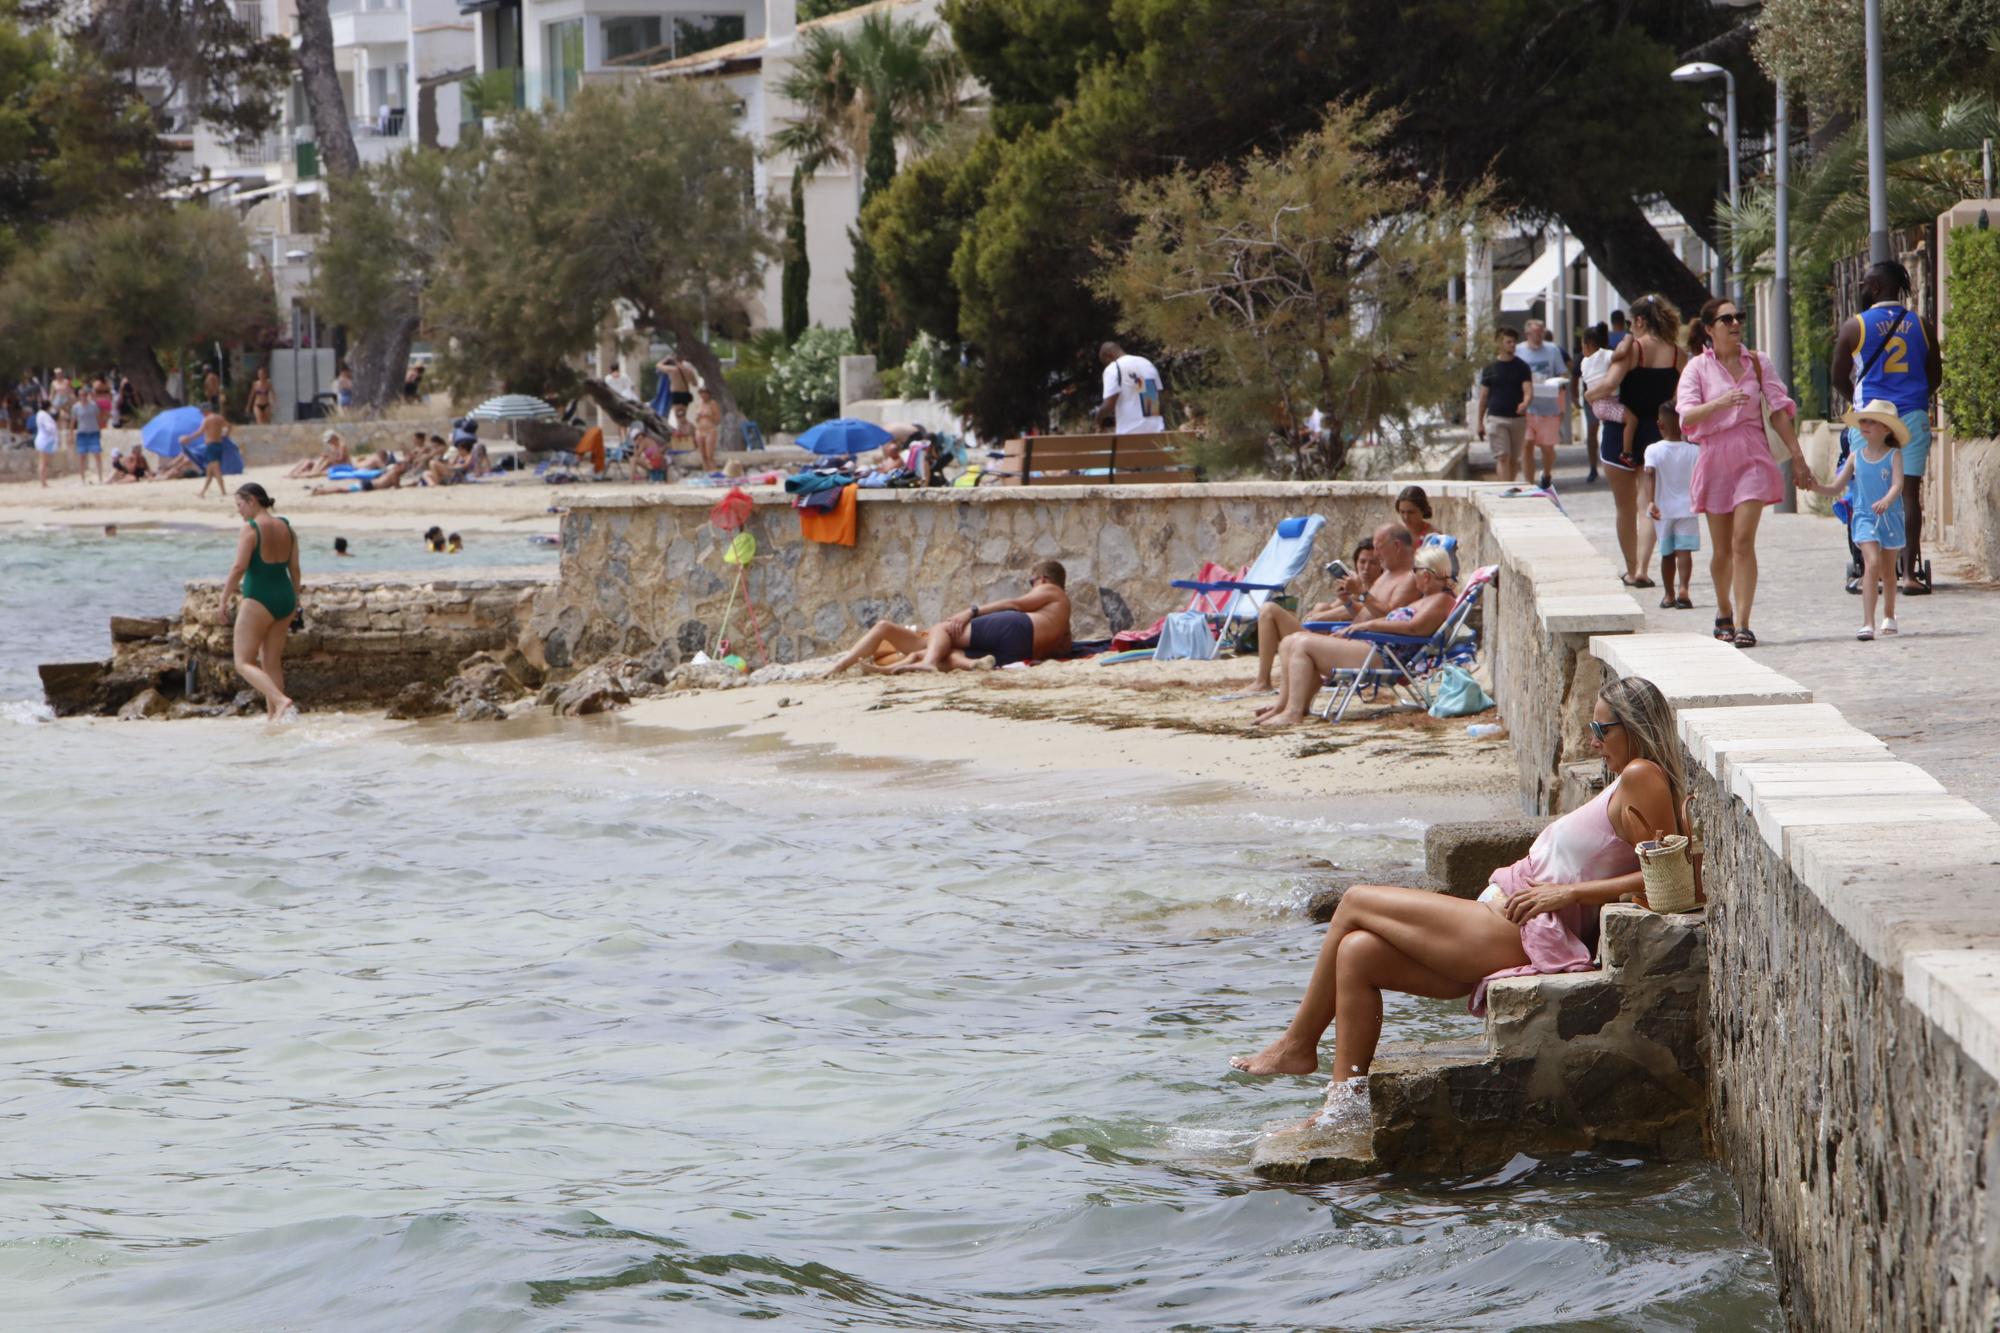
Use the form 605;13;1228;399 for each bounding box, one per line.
1232;676;1686;1131
1253;544;1457;727
288;430;351;478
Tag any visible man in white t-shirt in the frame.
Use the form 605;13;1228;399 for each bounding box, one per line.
1096;341;1165;435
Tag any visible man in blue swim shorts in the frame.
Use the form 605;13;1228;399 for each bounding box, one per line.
826;561;1074;675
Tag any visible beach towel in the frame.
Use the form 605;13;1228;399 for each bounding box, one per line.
799;483;857;546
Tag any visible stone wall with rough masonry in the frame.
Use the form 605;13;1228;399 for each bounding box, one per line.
537;482;1643;814
1591;633;2000;1333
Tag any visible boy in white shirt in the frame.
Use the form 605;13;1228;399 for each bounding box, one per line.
1643;403;1700;610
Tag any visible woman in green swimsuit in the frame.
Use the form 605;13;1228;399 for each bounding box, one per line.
219;482;301;720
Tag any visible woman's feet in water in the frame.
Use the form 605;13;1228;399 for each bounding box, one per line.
267;696;298;723
1230;1038;1319;1076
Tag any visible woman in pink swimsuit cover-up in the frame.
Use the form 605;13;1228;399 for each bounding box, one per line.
1230;676;1690;1086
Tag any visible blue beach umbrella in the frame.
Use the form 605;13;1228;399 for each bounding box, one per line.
141;406;206;459
795;417;892;458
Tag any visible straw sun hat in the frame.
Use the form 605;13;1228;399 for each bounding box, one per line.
1840;398;1912;445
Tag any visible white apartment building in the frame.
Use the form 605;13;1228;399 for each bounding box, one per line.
462;0;761;116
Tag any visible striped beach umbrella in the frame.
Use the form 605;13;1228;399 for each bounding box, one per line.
468;393;559;421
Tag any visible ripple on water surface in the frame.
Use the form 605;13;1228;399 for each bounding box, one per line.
0;530;1780;1330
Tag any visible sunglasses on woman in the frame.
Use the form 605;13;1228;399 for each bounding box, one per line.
1712;312;1744;326
1588;719;1624;741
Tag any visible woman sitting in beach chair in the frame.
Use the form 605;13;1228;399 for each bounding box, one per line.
1253;545;1457;727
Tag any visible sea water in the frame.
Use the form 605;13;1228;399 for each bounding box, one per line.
0;527;1782;1329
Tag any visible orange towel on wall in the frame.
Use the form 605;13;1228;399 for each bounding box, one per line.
575;426;606;473
799;483;858;546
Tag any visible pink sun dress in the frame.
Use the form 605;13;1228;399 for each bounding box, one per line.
1676;346;1796;515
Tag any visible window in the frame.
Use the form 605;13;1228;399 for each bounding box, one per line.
674;13;745;58
544;18;583;109
601;15;663;63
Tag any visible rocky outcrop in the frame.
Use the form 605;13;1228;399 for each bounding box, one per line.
1252;905;1708;1183
41;575;552;718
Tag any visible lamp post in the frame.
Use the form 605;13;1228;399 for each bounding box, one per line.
1673;60;1740;305
1774;79;1797;512
1864;0;1889;262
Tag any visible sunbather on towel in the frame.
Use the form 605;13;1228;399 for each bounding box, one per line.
827;560;1072;675
1254;545;1456;728
1250;525;1417;691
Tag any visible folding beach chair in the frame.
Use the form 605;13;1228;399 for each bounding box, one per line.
1169;515;1326;649
1319;565;1497;722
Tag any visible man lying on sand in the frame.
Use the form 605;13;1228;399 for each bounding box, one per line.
828;561;1073;675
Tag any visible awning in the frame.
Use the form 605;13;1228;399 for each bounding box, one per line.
229;181;291;206
458;0;510;12
1498;242;1568;312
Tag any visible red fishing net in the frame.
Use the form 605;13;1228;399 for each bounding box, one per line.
708;486;755;533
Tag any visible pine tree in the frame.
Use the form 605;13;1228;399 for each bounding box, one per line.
850;100;898;360
782;173;810;343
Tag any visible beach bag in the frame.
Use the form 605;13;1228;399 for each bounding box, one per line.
1750;352;1790;464
1426;665;1493;717
1154;611;1218;661
1637;836;1699;913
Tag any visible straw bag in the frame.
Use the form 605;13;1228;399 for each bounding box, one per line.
1751;352;1790;464
1635;796;1704;914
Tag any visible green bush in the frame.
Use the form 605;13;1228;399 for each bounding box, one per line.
897;330;958;400
1942;225;2000;438
723;330;788;436
769;325;856;432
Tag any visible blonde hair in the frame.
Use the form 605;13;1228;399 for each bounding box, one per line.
1599;675;1687;814
1412;545;1454;581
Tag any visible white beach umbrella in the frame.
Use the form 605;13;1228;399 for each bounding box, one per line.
468;393;559;421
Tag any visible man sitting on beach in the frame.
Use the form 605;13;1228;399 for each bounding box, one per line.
1245;525;1419;692
827;561;1073;675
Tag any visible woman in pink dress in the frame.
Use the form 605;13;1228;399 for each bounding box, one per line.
1230;676;1688;1098
1676;296;1817;648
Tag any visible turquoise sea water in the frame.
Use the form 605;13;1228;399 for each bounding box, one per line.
0;527;1783;1329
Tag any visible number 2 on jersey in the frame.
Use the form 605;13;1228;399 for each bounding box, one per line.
1882;336;1910;374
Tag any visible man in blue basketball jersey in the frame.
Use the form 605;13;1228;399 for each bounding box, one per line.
1832;261;1942;594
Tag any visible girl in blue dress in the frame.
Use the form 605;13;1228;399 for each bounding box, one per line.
1814;399;1906;640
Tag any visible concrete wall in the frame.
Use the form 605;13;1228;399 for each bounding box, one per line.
1935;434;2000;579
535;482;1644;790
1590;634;2000;1333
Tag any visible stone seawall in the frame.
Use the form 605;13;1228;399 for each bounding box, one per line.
1591;633;2000;1333
537;482;1642;812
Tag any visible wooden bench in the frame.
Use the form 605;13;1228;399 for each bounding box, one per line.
990;432;1199;485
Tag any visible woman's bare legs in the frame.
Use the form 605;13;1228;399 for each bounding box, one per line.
1606;466;1641;580
232;601;290;716
258;613;293;717
1728;501;1766;632
827;620;925;675
1705;509;1737;625
1231;885;1529;1076
1256;634;1375;727
1252;602;1305;690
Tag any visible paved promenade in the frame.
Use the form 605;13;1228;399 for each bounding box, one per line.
1538;440;2000;816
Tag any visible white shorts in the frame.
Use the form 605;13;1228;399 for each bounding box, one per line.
1656;514;1700;555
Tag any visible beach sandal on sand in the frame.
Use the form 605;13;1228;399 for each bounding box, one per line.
1713;618;1734;642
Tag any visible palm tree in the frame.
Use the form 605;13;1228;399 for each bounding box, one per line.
770;11;970;349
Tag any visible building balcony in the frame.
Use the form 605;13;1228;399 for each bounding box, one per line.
330;0;407;48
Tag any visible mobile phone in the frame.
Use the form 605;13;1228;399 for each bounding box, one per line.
1323;558;1351;582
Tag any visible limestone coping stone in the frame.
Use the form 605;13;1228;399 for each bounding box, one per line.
1905;951;2000;1082
563;478;1504;512
1677;702;1891;781
1729;758;1945;807
1785;821;2000;969
1590;632;1814;708
1538;595;1648;636
1751;792;1990;859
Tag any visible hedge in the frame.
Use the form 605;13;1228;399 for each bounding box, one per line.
1942;225;2000;438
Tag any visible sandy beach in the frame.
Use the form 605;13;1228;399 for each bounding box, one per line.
0;461;717;539
625;655;1515;806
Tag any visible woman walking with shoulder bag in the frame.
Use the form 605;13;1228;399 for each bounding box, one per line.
1675;296;1818;649
1586;295;1687;589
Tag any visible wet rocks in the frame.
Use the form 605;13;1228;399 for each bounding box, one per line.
386;682;451;720
110;615;171;643
551;657;638;716
38;662;108;717
116;687;171;720
454;697;507;722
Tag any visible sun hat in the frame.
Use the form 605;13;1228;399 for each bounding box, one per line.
322;428;341;442
1413;545;1455;580
1839;398;1911;445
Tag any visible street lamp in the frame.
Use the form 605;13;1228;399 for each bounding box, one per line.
1864;0;1889;262
1774;78;1797;512
1673;60;1741;305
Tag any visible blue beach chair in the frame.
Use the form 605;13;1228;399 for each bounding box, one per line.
1169;515;1326;648
1318;565;1497;722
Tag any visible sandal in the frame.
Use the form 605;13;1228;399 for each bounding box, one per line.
1713;618;1735;642
1734;628;1758;648
1674;597;1694;610
1660;595;1675;609
1620;573;1658;589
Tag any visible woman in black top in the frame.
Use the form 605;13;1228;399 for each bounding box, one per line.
1587;295;1687;588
